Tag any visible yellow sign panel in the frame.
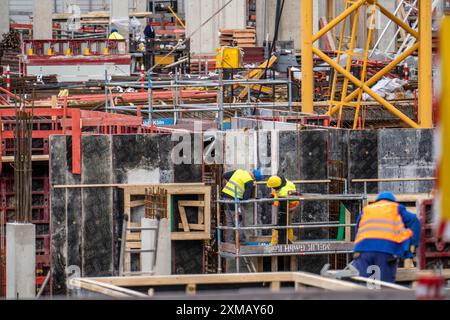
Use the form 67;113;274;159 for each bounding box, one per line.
155;55;176;66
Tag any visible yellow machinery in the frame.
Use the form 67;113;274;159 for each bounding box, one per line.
216;46;242;69
154;55;176;66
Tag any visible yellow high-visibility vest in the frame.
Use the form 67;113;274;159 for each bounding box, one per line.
109;32;125;40
273;179;299;208
222;169;253;199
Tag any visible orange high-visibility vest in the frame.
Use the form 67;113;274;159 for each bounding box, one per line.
355;200;413;244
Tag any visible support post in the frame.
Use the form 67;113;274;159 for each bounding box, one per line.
418;0;433;128
301;0;314;114
6;223;36;299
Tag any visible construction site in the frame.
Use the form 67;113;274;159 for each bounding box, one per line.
0;0;450;301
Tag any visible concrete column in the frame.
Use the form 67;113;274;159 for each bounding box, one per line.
6;223;36;299
33;0;53;40
186;0;246;55
377;0;396;52
154;218;171;275
110;0;130;40
0;0;10;36
141;218;158;272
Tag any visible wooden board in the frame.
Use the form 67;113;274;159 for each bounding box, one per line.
220;241;354;256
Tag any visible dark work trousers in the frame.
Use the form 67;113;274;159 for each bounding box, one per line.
278;202;288;244
352;252;399;283
223;202;245;243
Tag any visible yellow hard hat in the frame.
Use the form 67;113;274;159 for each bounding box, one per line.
267;176;282;189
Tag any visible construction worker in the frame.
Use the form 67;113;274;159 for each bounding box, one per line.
108;28;125;40
222;168;263;243
352;191;421;283
267;175;300;245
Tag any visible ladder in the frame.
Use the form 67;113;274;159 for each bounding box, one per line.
118;214;161;276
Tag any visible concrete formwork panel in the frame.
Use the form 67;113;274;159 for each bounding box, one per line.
378;129;434;193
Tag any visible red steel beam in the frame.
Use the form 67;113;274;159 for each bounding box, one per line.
71;108;81;175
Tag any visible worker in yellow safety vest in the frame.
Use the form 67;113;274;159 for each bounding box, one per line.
222;168;263;243
267;175;300;245
108;28;125;40
352;191;421;283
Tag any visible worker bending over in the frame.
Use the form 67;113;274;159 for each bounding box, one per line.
109;28;125;40
222;168;263;243
353;191;421;283
267;175;300;245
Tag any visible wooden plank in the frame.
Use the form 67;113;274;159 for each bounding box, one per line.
69;278;148;297
220;241;354;255
54;182;206;189
93;272;296;287
126;241;141;249
1;155;49;162
396;268;450;282
178;201;205;207
270;281;281;292
130;200;146;208
271;256;278;272
290;256;298;271
367;193;431;203
257;257;264;272
178;223;205;231
91;272;364;291
126;233;141;241
171;232;210;240
198;206;204;225
178;206;190;232
345;207;351;242
292;272;365;291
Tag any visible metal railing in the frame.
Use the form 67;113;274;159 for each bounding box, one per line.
215;183;366;273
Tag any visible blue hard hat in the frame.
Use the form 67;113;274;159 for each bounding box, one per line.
376;191;396;202
253;168;263;181
111;28;118;33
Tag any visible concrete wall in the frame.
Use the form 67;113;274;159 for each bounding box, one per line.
185;0;246;55
49;128;434;290
50;133;202;294
0;0;10;36
255;0;325;51
33;0;53;39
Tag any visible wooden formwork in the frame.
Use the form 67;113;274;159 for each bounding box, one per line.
120;183;211;272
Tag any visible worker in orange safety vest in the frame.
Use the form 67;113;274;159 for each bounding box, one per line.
352;191;421;283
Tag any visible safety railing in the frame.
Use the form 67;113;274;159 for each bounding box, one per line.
23;39;128;57
215;183;365;273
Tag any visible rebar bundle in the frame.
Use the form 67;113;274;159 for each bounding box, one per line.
13;103;33;223
145;187;167;219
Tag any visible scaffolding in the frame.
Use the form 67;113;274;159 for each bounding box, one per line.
216;184;367;273
103;76;294;131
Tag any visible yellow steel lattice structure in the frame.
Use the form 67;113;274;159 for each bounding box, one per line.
301;0;433;129
437;16;450;241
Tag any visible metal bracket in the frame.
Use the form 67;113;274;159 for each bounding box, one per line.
320;263;359;279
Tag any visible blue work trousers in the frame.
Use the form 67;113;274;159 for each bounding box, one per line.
353;252;398;283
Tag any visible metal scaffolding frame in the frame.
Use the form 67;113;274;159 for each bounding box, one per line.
103;76;293;130
216;182;367;273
